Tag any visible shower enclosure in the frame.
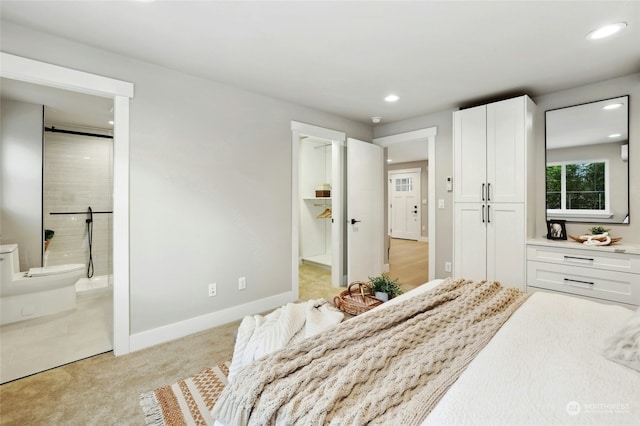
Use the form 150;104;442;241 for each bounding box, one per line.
43;127;113;291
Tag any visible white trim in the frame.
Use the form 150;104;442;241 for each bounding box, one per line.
291;122;346;299
0;52;134;98
112;96;130;356
374;127;438;282
291;121;346;146
130;291;294;352
373;127;437;146
1;52;134;356
388;167;423;176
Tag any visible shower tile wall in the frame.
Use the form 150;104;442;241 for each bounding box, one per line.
43;132;113;277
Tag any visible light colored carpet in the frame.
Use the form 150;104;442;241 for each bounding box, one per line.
0;321;239;425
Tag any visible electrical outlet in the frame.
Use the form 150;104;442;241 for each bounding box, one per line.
438;199;445;209
445;262;452;273
238;277;246;290
208;283;217;297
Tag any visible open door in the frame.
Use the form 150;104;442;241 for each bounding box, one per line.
347;138;384;282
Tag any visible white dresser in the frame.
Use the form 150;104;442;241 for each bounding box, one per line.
527;239;640;308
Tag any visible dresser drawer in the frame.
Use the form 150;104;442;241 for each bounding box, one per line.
527;260;639;306
527;245;640;274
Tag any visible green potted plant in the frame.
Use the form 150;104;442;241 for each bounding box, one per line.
369;273;403;302
589;226;609;235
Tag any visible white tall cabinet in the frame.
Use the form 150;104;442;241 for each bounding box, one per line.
453;95;536;290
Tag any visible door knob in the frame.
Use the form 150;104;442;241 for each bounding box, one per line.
350;218;361;225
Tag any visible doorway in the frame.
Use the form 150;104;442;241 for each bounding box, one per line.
0;84;115;383
388;168;422;241
292;122;346;302
374;127;437;287
0;52;133;358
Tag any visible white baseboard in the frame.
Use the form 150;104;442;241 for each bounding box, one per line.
129;291;294;353
419;236;429;242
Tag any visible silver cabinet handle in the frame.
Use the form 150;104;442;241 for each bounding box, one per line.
482;205;485;223
482;183;485;201
487;204;491;223
487;183;491;201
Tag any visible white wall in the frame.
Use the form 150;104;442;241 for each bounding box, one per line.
0;99;43;270
1;21;372;338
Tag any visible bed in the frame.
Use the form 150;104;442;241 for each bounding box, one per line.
212;277;640;425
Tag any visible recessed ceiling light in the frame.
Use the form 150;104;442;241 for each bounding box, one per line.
387;158;393;163
603;103;623;110
108;120;114;125
586;22;627;40
609;133;622;138
384;94;399;102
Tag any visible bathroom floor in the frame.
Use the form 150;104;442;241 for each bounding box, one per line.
0;288;113;384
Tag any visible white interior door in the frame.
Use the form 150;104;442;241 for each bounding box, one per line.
347;138;383;282
388;169;421;240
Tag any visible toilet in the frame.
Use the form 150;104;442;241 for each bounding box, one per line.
0;244;84;325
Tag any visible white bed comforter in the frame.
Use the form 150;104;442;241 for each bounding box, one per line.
217;281;639;425
423;290;640;426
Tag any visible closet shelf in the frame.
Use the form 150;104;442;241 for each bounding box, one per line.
303;197;332;201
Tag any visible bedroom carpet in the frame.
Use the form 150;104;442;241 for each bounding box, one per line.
0;321;239;425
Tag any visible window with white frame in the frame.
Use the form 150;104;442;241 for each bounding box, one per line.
546;160;611;218
395;177;413;192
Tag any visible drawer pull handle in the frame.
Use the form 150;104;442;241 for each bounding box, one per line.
564;278;594;287
564;255;594;262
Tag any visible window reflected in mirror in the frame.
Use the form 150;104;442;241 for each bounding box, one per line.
545;96;629;224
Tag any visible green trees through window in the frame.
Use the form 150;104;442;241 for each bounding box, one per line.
546;161;606;211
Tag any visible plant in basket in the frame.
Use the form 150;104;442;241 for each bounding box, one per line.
369;273;403;302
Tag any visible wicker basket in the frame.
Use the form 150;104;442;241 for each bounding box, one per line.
333;281;383;316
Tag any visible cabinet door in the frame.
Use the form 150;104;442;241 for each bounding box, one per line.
486;97;525;203
454;203;487;280
486;203;525;289
454;105;487;203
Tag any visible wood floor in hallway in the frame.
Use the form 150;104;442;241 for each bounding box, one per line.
388;237;429;291
298;237;429;302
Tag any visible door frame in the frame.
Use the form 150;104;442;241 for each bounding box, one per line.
388;167;422;241
1;52;134;356
373;127;437;282
291;121;346;299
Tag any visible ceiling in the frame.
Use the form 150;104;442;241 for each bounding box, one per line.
1;1;638;159
546;96;629;150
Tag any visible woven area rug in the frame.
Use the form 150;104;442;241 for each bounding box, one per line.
140;361;230;426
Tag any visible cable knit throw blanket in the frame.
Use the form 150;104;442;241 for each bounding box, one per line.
212;278;529;426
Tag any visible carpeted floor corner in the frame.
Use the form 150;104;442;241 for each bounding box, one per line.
0;321;239;425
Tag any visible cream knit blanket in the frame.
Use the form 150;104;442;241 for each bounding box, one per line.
212;278;529;426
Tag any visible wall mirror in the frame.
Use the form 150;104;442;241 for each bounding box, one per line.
545;95;629;224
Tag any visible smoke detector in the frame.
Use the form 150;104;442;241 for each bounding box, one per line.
371;116;382;124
